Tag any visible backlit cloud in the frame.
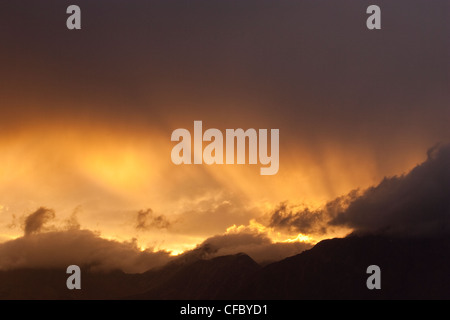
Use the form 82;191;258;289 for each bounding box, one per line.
330;144;450;237
23;207;55;236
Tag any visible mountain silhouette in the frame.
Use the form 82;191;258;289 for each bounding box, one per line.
131;252;260;299
1;235;449;299
240;235;450;299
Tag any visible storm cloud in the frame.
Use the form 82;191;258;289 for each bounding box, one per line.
330;144;450;237
270;144;450;238
269;191;359;235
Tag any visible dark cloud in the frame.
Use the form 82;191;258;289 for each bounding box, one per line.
269;191;360;235
23;207;55;236
330;144;450;237
0;229;172;273
136;208;170;230
0;0;448;157
270;204;326;234
270;144;450;238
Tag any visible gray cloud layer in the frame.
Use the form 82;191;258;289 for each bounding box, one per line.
1;0;448;157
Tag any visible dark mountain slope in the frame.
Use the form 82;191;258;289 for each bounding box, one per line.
132;253;261;299
240;235;450;299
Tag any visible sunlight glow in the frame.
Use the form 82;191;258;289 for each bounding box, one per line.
226;219;316;244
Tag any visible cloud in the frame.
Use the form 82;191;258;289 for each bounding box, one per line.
268;192;360;235
0;203;310;273
0;229;172;273
329;144;450;237
169;194;262;237
4;143;447;274
0;208;310;273
181;226;312;265
136;208;170;230
269;144;450;238
64;210;81;231
0;207;172;273
23;207;55;236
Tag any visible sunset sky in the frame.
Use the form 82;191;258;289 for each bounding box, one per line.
0;0;448;271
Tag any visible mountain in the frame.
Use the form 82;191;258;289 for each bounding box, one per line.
1;235;449;299
132;252;260;299
240;235;450;299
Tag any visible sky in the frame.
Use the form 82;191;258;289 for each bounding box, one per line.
0;0;448;271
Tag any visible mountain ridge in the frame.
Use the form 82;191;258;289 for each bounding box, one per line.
1;235;449;299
